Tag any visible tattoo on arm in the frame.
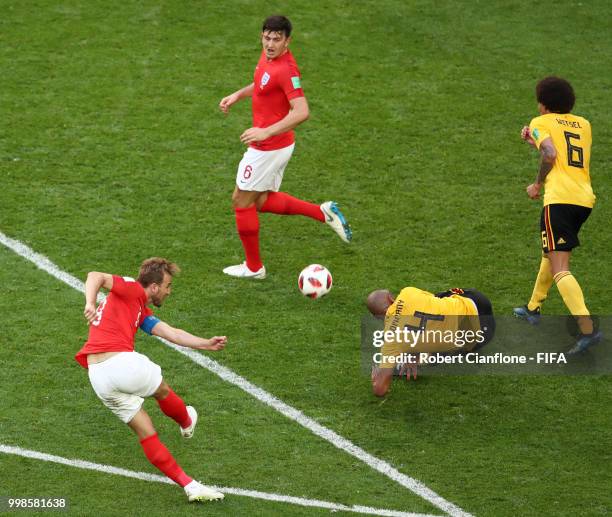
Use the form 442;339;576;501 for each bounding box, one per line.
536;140;556;184
536;158;554;184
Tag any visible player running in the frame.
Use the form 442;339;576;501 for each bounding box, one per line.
75;258;226;503
219;15;352;279
367;287;495;397
513;76;601;354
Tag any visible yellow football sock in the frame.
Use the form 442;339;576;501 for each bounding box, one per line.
554;271;593;334
527;257;553;311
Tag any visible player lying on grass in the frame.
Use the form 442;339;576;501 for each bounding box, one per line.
513;76;601;354
367;287;495;397
75;258;226;503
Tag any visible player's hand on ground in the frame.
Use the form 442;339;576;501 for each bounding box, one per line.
521;126;536;147
219;94;239;113
202;336;227;351
526;183;541;199
240;127;270;144
83;302;97;324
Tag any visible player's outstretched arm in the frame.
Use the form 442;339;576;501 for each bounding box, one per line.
219;83;255;113
83;272;113;323
151;321;227;351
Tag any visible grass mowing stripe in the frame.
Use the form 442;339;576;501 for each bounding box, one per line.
0;444;441;517
0;229;470;517
0;231;104;303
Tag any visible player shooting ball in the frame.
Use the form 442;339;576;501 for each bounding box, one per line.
75;258;226;503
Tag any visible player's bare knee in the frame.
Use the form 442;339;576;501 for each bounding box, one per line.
254;192;269;211
153;380;170;400
231;190;243;207
232;192;253;209
127;409;157;440
135;427;157;441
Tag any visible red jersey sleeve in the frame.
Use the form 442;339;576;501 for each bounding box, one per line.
111;275;144;300
280;59;304;101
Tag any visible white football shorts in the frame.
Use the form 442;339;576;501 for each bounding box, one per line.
88;352;163;423
235;143;295;192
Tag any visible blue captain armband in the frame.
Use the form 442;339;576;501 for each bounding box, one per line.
140;316;161;335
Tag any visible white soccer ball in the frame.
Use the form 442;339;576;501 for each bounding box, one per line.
298;264;333;299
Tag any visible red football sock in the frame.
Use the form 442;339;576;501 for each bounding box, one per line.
156;388;191;429
260;192;325;222
235;205;263;271
140;434;192;487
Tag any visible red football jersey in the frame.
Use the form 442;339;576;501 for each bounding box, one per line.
75;275;153;368
251;49;304;151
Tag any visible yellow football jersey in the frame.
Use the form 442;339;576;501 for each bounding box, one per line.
379;287;482;367
529;113;595;208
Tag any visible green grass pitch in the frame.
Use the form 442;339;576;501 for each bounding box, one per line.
1;1;611;516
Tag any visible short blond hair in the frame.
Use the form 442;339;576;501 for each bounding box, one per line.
137;257;180;287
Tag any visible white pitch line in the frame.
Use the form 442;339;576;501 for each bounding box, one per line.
0;230;472;517
0;444;440;517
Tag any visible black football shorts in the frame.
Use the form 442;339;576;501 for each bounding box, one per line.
540;204;591;253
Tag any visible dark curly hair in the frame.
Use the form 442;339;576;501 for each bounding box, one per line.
536;76;575;114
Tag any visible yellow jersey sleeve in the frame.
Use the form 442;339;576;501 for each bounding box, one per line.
529;118;551;150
